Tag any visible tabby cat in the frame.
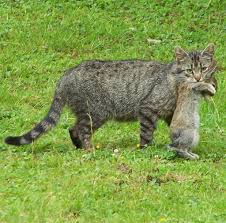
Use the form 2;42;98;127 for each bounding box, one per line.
5;44;217;151
168;81;216;160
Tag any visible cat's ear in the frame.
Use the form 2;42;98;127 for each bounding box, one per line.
174;46;189;62
201;43;215;58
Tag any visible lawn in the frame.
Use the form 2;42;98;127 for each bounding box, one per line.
0;1;225;222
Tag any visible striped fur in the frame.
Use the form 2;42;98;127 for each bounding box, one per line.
5;44;217;151
5;92;65;146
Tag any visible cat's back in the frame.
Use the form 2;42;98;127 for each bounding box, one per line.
72;59;163;78
64;59;166;98
67;59;162;73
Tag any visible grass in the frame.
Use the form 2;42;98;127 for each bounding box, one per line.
0;0;225;222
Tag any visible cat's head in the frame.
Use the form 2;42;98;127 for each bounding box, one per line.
174;43;217;87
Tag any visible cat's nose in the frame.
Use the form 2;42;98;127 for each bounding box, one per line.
196;76;201;81
194;73;201;81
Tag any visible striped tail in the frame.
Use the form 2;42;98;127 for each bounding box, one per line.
5;94;65;146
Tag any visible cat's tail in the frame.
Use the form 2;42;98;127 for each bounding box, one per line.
5;90;66;146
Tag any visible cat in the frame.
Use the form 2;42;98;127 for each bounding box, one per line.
168;81;216;160
5;44;217;150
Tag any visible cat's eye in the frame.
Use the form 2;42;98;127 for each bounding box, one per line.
202;67;208;72
185;69;192;73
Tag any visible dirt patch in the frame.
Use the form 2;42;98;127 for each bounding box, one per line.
117;163;132;174
146;172;198;185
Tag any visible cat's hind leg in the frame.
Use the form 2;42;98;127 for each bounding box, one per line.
69;125;82;149
69;115;105;150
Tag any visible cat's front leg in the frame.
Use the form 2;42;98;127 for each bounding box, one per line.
139;110;158;148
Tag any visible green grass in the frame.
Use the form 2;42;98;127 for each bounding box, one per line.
0;0;226;222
